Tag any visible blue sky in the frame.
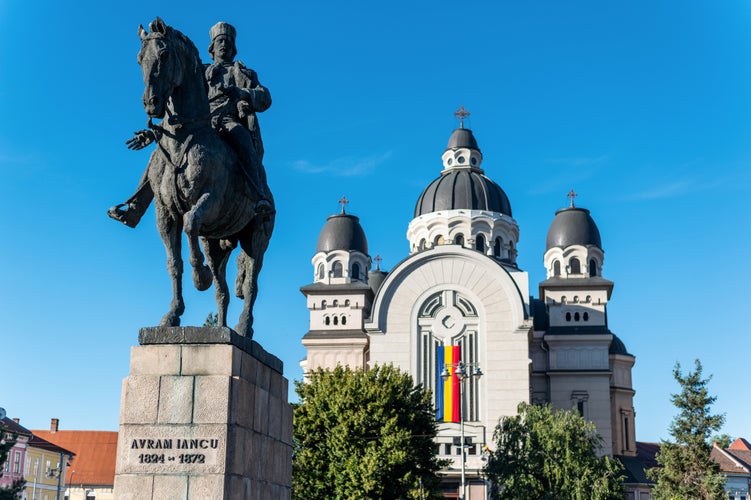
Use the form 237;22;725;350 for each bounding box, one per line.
1;0;750;443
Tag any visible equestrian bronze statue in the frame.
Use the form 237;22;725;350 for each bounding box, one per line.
111;18;274;337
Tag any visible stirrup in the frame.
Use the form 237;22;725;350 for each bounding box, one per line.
107;203;140;228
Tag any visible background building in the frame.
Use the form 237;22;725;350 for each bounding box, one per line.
33;419;116;500
301;123;641;497
1;416;32;492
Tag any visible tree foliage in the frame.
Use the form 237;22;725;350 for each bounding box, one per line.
649;359;726;500
203;312;218;327
292;365;444;500
483;402;624;500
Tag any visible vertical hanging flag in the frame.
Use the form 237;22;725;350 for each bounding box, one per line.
435;345;461;422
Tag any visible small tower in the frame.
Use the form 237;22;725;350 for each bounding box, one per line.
537;193;636;456
300;199;373;375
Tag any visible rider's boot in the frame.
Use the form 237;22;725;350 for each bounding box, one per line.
107;182;154;228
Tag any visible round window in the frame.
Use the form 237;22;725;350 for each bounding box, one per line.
457;156;465;164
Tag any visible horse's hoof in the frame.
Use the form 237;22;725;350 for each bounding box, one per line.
159;314;181;327
193;265;212;291
234;321;253;338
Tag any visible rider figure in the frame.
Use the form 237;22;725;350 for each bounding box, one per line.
108;21;272;228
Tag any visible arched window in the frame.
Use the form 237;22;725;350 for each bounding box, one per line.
574;312;580;321
566;312;571;321
333;316;338;325
494;237;502;257
475;234;486;252
332;261;343;278
434;235;444;246
455;234;464;246
351;263;360;281
569;257;581;274
419;239;427;251
583;312;589;321
589;259;597;277
317;263;324;280
324;316;330;325
342;316;347;325
553;260;561;277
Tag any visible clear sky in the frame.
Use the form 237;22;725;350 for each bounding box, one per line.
1;0;750;444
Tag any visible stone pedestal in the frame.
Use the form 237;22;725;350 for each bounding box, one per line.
114;327;292;500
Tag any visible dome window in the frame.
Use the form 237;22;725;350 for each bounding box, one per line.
332;261;343;278
589;259;597;277
455;234;464;246
494;237;502;258
317;263;324;280
553;260;561;277
569;258;581;275
351;263;361;281
324;316;330;326
434;235;444;246
583;312;589;321
447;158;453;166
574;312;580;321
333;316;338;325
457;156;466;164
419;239;427;251
566;312;571;321
342;316;347;325
476;234;486;252
471;157;477;166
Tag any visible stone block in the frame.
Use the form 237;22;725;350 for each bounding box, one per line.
182;344;236;376
230;377;255;429
158;376;194;424
188;474;226;499
194;376;231;423
227;475;252;500
120;376;159;424
280;402;293;445
226;426;246;476
153;474;188;500
240;352;258;385
253;388;269;435
113;474;153;499
130;345;181;375
267;395;282;441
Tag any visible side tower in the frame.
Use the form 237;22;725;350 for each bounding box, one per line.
535;194;636;456
300;202;373;374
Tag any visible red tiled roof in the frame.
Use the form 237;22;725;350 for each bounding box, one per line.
729;437;751;451
32;430;117;487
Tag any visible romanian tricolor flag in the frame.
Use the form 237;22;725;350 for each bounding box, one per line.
435;345;461;422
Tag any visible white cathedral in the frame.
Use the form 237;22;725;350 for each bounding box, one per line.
299;121;644;498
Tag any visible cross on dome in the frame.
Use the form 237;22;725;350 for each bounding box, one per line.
374;255;382;271
338;196;349;214
454;106;471;129
567;189;578;208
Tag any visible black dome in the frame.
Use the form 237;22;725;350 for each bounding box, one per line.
545;207;602;250
316;214;368;254
446;128;479;151
609;334;631;356
414;170;512;217
414;128;511;217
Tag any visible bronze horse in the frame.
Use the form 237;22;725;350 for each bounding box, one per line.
136;18;273;337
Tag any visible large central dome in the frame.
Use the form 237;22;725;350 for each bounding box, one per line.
414;128;512;218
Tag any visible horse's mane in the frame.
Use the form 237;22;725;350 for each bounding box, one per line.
166;27;204;82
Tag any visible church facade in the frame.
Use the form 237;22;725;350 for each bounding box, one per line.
300;124;640;498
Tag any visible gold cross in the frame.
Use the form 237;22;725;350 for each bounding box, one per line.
454;106;471;128
567;189;578;208
338;196;349;214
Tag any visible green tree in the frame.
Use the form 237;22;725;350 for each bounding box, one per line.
712;433;733;449
648;359;726;500
203;312;218;327
292;365;444;500
483;402;624;500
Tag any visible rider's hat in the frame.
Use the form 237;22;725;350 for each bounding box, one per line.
208;22;237;60
210;22;236;42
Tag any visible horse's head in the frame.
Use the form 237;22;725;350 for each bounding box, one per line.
137;18;183;118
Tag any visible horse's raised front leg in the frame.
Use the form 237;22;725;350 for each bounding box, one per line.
183;193;213;291
157;206;185;326
201;236;233;327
